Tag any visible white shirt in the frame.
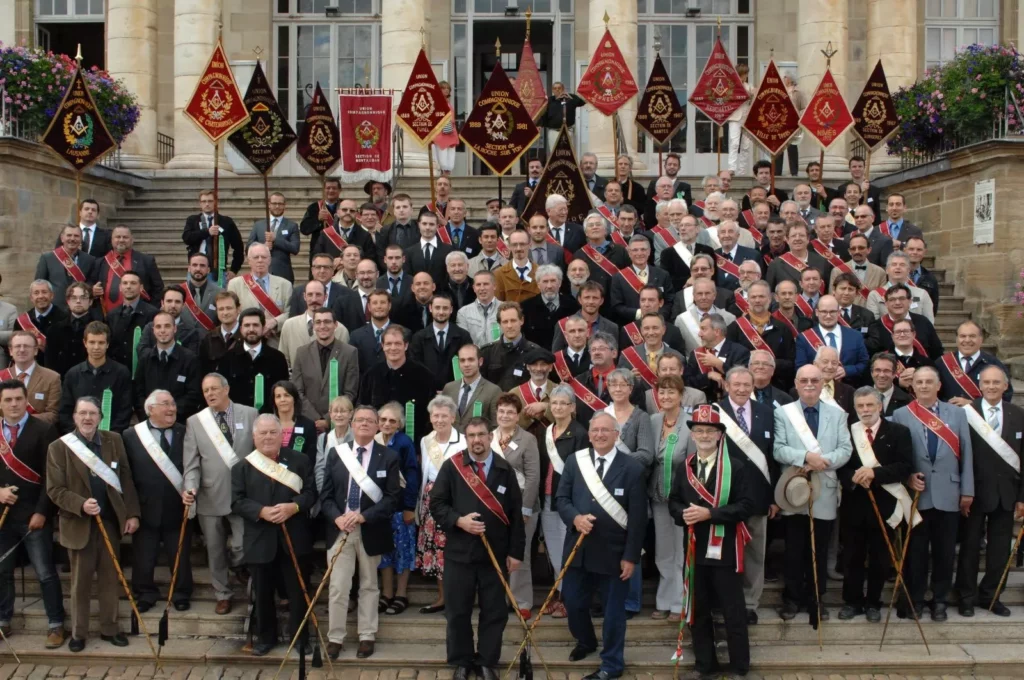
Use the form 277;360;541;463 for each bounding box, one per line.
420;237;439;251
548;222;566;244
528;379;550;397
879;385;894;411
221;322;239;342
818;324;842;355
433;323;450;346
512;260;534;283
567;346;587;364
593;448;617;478
243;342;263;358
346;440;374;512
960;351;981;372
983;399;1003;435
711;338;726;355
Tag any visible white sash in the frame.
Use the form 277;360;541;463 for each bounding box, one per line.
132;423;184;493
821;383;845;412
425;432;446;470
545;425;564;475
704;226;722;249
60;433;122;494
779;401;838;485
245;450;303;493
574;449;628;529
197;408;240;470
491;431;527;491
850;422;921;528
680;308;701;343
964;404;1020;473
672;241;694;268
327;428;351;455
716;409;770;482
334;443;384;504
682;287;694;310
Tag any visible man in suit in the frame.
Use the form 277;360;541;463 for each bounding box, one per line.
764;223;831;295
714;221;763;293
556;412;647;680
795;295;869;384
321;405;400;659
378;194;420;255
291;254;363;333
227;244;293;348
0;378;63;647
47;395;141;651
358;326;438;444
725;280;795;390
299;177;342;268
42;283;100;377
13;280;68;369
53;199;111;258
391;271;435;334
132;312;203;422
956;366;1023;617
674;279;737;355
58;321;133;435
443;252;477;314
830;273;875;332
182;373;258;615
522;265;579;348
292;308;360;433
36;225;98;310
215;309;290;413
750;350;794;409
553;315;592;378
468;223;509;276
123;390;193;612
230;414;316;656
181;190;244;282
2;331;61;425
404;211;452;290
809;214;850;266
837;387;913;623
881;193;923;249
247;192;300;283
494;230;541;304
802;346;856;418
903;237;940;315
136;286;207;358
573;214;629;302
644;152;692;206
845;157;883;224
348;289;393;373
793;184;823;227
845;205;892;269
741;161;788;212
91;226;164;314
685;314;750;403
865;284;944;362
509;159;543;215
937;320;1011;405
870;353;913;416
312;198;378;267
479;302;543;392
199;291;242;375
609;236;674;326
891;366;974;621
443;199;481;259
547;194;587;254
103;270;158;368
865;252;935;324
442;344;503;430
657;213;719;294
580;153;608;200
180;253;223;331
773;364;852;622
278;281;350;367
641;176;676;229
429;416;525;680
526;214;568;271
377;245;414;309
409;295;471;384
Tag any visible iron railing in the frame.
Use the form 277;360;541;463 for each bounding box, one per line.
99;146;121;169
158;132;174;165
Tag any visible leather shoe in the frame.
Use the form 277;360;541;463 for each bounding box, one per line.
69;637;85;652
582;671;615;680
479;667;499;680
931;602;948;622
453;668;471;680
419;603;445;614
865;607;882;623
136;601;153;613
251;642;274;656
46;627;67;649
838;605;863;620
102;633;129;647
174;601;190;612
958;603;975;617
356;640;375;658
991;601;1012;617
326;642;343;660
569;644;596;661
215;599;232;615
746;609;758;625
779;601;799;621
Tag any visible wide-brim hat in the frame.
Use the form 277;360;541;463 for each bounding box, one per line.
774;465;820;514
363;180;393;195
686;404;727;432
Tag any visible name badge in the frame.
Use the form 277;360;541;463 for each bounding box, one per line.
497;485;507;494
111;462;118;469
910;302;919;309
508;441;518;451
764;324;774;331
281;230;289;236
513;368;523;377
235;423;244;430
860;327;868;334
376;470;386;478
207;304;216;310
280;463;288;469
34;393;44;400
177;375;186;383
764;431;771;438
1017;432;1022;440
614;488;624;497
465;247;474;255
294;427;304;434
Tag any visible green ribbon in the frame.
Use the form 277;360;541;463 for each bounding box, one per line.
329;358;339;401
490;323;501;342
254;373;264;410
131;327;141;378
216;234;226;282
293;436;305;451
405;401;415;439
472;401;482;417
662;433;678;495
710;442;734;545
452;355;463;382
100;389;112;431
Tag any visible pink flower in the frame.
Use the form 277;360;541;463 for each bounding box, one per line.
937;92;944;99
980;92;987;99
971;87;978;93
976;74;983;81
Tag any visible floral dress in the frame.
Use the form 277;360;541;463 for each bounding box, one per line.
415;429;466;577
377;431;420;573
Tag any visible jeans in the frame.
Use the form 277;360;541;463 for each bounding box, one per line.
0;520;64;627
625;561;642;613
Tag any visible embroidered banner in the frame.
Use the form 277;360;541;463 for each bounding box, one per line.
338;93;393;184
799;66;853;152
576;27;639;116
183;39;251;143
742;60;800;155
515;37;548;121
395;48;453;146
459;61;540;175
687;37;749;126
636;53;685;144
297;82;341;176
227;60;297;175
41;61;116;171
851;60;900;152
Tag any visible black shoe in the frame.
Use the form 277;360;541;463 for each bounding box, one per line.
625;610;637;620
569;644;596;661
174;600;190;612
479;667;499;680
779;601;799;621
101;633;129;647
69;637;85;653
136;601;154;613
990;601;1012;617
419;603;445;614
251;642;274;656
931;603;948;622
746;609;758;625
590;604;604;618
865;607;881;623
453;668;471;680
838;605;863;620
582;671;614;680
958;603;975;617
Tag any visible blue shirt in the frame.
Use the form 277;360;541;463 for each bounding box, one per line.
888;218;904;238
449;223;465;241
800;400;820;437
256;274;271;292
2;412;30;443
469;451;494;478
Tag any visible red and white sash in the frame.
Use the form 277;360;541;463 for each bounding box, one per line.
104;251;150;302
0;429;42;484
552;354;608;410
517;382;543;407
732;290;750;314
715;254;742;280
693;347;715;375
618;267;646;294
318;200;336;230
53;248;86;282
736;317;772;356
0;369;36;415
794;296;815;318
801;328;826;352
906;401;960;458
810;242;870;298
740;210;764;242
620;346;658;388
881;314;928;357
545;231;573;265
940;352;982;399
427;202;451;243
779;252;808;275
495;239;511;259
242;274;283;318
553;351;576;381
182;283;215;332
771;310;797;337
622;322;643;346
15;313;46;350
320;224;350;252
693;200;706;211
610;230;627;247
597;204;620;228
582;245;619;278
453;455;509;525
877;222;891;237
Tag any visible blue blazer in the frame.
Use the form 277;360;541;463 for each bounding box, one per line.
795;324;869;380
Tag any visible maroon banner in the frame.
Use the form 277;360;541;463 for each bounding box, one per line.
183;40;251;143
577;28;639;117
516;38;548;121
851;60;900;152
636;54;685;145
41;63;117;171
228;61;297;175
688;38;749;126
339;93;393;183
799;67;853;152
521;123;594;228
396;48;453;146
297;83;341;176
742;60;800;155
459;61;540;175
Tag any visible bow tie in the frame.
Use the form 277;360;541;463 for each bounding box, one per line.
855;265;867;271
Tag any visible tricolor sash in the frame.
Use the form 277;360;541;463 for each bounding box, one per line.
735;317;772;356
0;429;41;484
714;407;769;482
53;248;86;282
453;455;509;525
105;251;150;302
683;450;750;564
622;322;643;346
197;408;240;470
778;401;838;489
60;433;121;493
334;443;384;503
0;369;36;415
715;254;742;280
545;425;564;475
940;352;982;399
545;232;573;265
320;224;350;252
779;252;808;275
245;450;303;493
618;267;646;294
620;346;658;388
732;290;750;314
182;284;216;332
771;310;797;337
15;313;47;349
132;423;184;493
882;315;928;357
582;245;619;278
574;449;628;529
964;403;1020;473
243;274;283;318
907;401;960;458
794;296;815;318
850;422;921;528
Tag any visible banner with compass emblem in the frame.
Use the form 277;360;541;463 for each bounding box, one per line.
799;67;853;152
297;83;341;176
577;27;639;117
515;39;548;121
227;61;297;174
520;125;593;227
636;54;685;146
395;48;453;147
851;60;900;151
742;60;800;156
459;61;540;176
688;38;749;126
41;63;116;171
339;93;393;183
183;39;250;143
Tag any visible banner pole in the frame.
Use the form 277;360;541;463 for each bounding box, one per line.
263;173;271;234
717;124;722;173
498;173;503;206
75;171;81;209
659;149;663;176
428;143;437;207
612;113;618;159
212;142;221;283
769;148;776;196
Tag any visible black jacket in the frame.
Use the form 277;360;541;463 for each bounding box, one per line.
42;310;101;377
556;347;591;377
521;293;580;348
358;359;439;444
321;440;401;555
865;313;944;362
55;226;112;258
479;337;544;392
714;245;764;292
122;422;187;529
137;319;206;358
409;323;473;385
841;304;875;334
912;267;941;315
538;93;585;129
92;250;165;306
19;306;67;369
132;346;203;422
59;359;133;434
348;323;389;374
282;417;319;459
936;351;1012;403
684;340;751;403
443;278;477;314
0;416;57;522
572;245;629;302
403;241;452;290
105;300;159;368
659;242;718;293
299;200;338;259
837;418;913;527
551;222;587;254
509;180;539;215
181;213;244;275
716;398;777;514
539;420;589;508
967;399;1024;513
725;317;796;390
883;384;913;416
608;266;675;326
199;326;241;375
378;221;421;253
312;223;378;264
215;344;290;413
443;223;481;259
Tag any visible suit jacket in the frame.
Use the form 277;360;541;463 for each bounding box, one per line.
404;241;452;289
137;318;205;359
585;176;608;201
226;275;293;342
773;399;852;520
105;300;159;367
837;418;913;526
34;250;98;308
937;351;1012;403
795;325;870;381
321;439;401;554
13;306;68;369
657;239;718;293
572;245;630;302
409;324;472;384
866;284;935;324
717;398;777;513
92;249;165;310
911;267;941;315
199;325;241;375
183;403;259;516
247;217;301;282
551;316;629;354
865;313;944;362
22;365;61;425
764;251;832;294
468;250;509;276
550;222;587;254
967;399;1024;513
883;220;924;246
442;378;502;430
42;311;101;377
883;384;913;416
349;322;391;374
216;343;290;413
132;345;204;422
231;447;315;563
496;426;542;511
555;448;648;574
0;416;57;522
313;223;378;264
378;221;421;254
46;431;141;549
479;338;544;392
55;226;112;258
298;200;337;258
528;241;568;271
509;180;539;215
443;223;481;258
494;261;541;304
608;265;675;325
725;316;796;390
674;306;737;355
181;213;244;275
891;400;974;512
684;340;750;402
292;340;360;421
714;245;763;292
840;304;876;334
179;280;223;330
122;422;188;528
521;293;579;348
844;227;893;269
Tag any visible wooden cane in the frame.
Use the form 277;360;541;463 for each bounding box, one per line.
480;533;551;677
280;524;336;678
866;489;930;654
988;518;1024;612
807;498;823;651
274;532;349;680
157;503;192;657
503;532;586;680
94;516;162;669
880;489;920;650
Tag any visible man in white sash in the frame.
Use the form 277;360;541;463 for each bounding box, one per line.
773;364;851;623
955;366;1024;617
555;412;647;680
320;406;401;660
46;396;140;652
674;279;736;355
183;373;258;615
838;387;914;623
122;390;193;613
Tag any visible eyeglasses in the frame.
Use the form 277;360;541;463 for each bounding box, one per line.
817;309;839;315
888;296;909;303
797;378;823;385
589;427;616;434
339;208;356;213
892;329;914;335
311;264;333;270
352;417;377;424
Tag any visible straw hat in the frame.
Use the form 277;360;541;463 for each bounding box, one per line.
774;465;820;513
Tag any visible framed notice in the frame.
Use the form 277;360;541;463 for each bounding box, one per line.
973;179;995;245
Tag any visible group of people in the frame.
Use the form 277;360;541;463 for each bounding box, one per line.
0;150;1018;680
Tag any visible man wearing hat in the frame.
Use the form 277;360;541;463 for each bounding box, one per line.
511;348;557;443
773;364;852;623
669;404;755;678
364;180;394;226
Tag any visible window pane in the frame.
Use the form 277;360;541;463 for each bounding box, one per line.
737;25;749;67
54;0;67;14
560;21;573;89
39;0;53;15
560;0;571;12
942;0;955;16
925;0;940;16
942;28;955;61
278;0;289;12
978;0;994;17
298;0;312;11
964;0;977;18
962;28;976;47
637;0;646;13
454;0;465;12
713;0;729;13
925;28;940;62
653;0;669;13
89;0;102;13
533;0;551;12
474;0;488;12
978;28;995;45
453;23;467;116
738;0;749;12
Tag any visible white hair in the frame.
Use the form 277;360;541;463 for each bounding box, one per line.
30;279;54;292
427;394;458;418
706;191;725;203
545;194;568;210
535;264;563;282
814;345;840;363
445;250;469;266
144;390;174;416
254;413;282;430
667;198;688;212
589;411;622;434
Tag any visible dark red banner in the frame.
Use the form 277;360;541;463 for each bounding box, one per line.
799;67;853;152
183;40;250;143
577;28;639;117
742;60;800;155
395;48;453;146
516;39;548;121
688;38;749;126
227;61;297;175
339;93;393;182
459;62;540;176
297;82;341;176
521;125;593;226
852;60;900;151
41;64;116;171
636;54;685;145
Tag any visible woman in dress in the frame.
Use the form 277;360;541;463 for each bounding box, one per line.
648;375;692;622
273;381;317;458
539;384;589;618
315;396;354;496
416;395;466;614
433;81;459;175
376;402;420;616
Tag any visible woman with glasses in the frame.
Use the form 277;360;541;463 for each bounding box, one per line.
273;381;316;458
376;402;420;616
316;396;355;495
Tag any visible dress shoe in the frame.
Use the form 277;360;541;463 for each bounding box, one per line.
419;603;445;614
779;601;799;621
838;605;863;620
582;671;615;680
931;602;948;622
479;667;499;680
625;610;637;620
865;607;882;623
174;600;191;612
251;642;274;657
356;640;375;658
46;627;67;649
746;609;758;625
569;644;596;661
102;633;129;647
326;642;343;660
68;637;85;653
215;599;232;615
958;603;975;617
136;601;154;613
233;567;251;586
453;667;471;680
990;601;1012;617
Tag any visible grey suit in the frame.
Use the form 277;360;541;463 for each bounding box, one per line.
529;242;568;270
180;280;224;330
292;340;360;422
442;377;502;430
248;217;301;282
649;412;692;613
35;250;97;309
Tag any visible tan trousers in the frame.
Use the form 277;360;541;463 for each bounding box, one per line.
70;520;120;639
327;529;381;644
510;513;538;609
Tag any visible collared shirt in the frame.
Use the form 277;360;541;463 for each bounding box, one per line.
433;322;450;346
960;351;981;371
221;322;239;343
866;418;881;439
386;272;405;290
459;375;483;405
13;362;36;384
711;339;726;355
529;379;550;397
449;222;466;241
156;343;176;360
35;305;54;319
589;240;610;254
243;342;263;358
594;448;617;478
347;440;375;511
80;224;96;251
729;398;751;432
818;324;842;354
983;399;1004;434
420;237;439;250
567;346;587;365
801;293;820;309
469;451;495;479
888;218;904;238
909;267;923;284
148;419;174;447
695;451;716;484
122;299;140;314
2;412;30;444
879;385;894;411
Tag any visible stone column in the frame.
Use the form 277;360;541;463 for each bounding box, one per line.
164;0;222;172
585;0;639;172
865;0;916;175
0;2;16;48
106;0;161;169
381;0;430;175
796;0;848;177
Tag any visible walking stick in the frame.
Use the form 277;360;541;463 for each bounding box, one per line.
0;494;21;661
503;532;586;680
480;533;550;677
94;516;162;669
880;490;920;650
274;532;349;680
280;524;332;675
807;498;823;651
866;489;929;654
0;503;12;531
158;503;192;656
988;518;1024;611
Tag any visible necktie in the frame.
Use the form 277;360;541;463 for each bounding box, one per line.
217;411;233;444
547;301;557;312
437;330;446;351
843;308;852;324
552;228;562;244
638;269;648;284
485;258;494;271
122;305;132;317
82;228;91;254
536;387;542;400
804;406;819;437
160;350;168;365
16;372;27;385
348;447;366;510
517;266;528;281
962;356;973;374
363;294;370;321
375;328;383;345
736;404;749;434
452;229;461;248
866;427;875;445
224;331;232;345
891;223;900;240
272;217;279;234
827;332;837;348
424;244;433;261
533;248;545;265
698;460;708;484
476;461;486;480
249;349;258;360
647;353;658;372
421;305;428;328
6;424;17;450
596;457;605;479
989;406;1001;431
307;318;314;337
927;406;939;463
157;427;172;454
459;384;471;414
390;277;399;295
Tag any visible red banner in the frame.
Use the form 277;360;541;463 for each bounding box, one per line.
851;60;900;152
688;38;749;126
515;38;548;121
742;60;800;155
459;61;540;176
339;93;393;184
297;83;341;176
183;40;250;143
800;67;853;152
577;27;639;117
636;54;685;145
396;48;453;146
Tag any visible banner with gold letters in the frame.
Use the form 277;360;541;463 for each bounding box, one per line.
742;59;800;155
577;26;639;117
183;39;250;143
227;60;297;174
41;62;116;171
688;37;748;126
395;48;453;146
851;60;900;151
296;82;341;176
459;61;540;175
636;54;685;145
521;125;593;226
338;93;393;184
799;66;853;152
516;38;548;121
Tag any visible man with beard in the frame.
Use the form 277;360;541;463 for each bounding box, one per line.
182;190;243;283
522;265;579;347
610;236;674;326
226;244;293;348
725;260;763;317
44;283;100;377
526;213;567;270
442;344;503;431
358;326;438;443
349;290;394;371
180;253;223;332
645;152;692;206
552;282;621;351
92;225;164;314
377;245;413;308
410;294;472;384
564;259;592;299
313;199;378;265
247;193;300;283
299;177;342;267
292;308;360;434
132;312;203;422
725;280;795;389
36;225;98;310
13;280;67;369
479;302;544;391
137;286;207;357
216;309;290;413
103;271;158;369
